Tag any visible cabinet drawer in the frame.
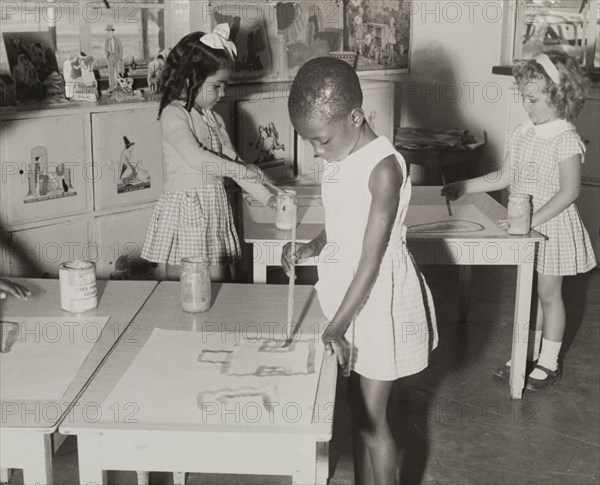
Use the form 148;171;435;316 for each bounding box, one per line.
7;219;90;277
91;109;163;210
1;115;92;226
94;207;155;279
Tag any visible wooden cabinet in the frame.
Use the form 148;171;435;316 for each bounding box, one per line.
0;115;92;226
1;79;395;279
94;206;155;278
91;109;163;210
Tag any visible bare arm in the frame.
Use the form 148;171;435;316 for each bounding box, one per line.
531;154;581;227
442;154;510;200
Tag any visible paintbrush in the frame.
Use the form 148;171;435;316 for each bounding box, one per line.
283;205;297;347
441;173;453;217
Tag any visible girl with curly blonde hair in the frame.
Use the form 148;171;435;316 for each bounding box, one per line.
443;50;595;391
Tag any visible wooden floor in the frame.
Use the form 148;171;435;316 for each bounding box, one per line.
5;265;599;485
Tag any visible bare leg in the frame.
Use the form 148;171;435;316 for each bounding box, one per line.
348;372;397;485
537;274;564;342
210;265;231;282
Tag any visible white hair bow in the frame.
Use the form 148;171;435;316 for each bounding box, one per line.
534;53;560;84
200;24;237;59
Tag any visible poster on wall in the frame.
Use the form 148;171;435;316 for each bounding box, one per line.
23;145;77;204
345;0;410;73
208;1;344;82
236;98;294;180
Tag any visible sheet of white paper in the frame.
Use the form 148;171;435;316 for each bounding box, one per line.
245;194;324;224
0;316;110;401
101;328;324;427
405;204;506;237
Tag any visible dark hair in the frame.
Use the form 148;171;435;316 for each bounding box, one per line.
158;31;233;118
513;50;589;122
288;57;363;123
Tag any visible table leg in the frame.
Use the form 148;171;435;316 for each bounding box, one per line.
22;434;53;485
0;468;12;483
458;266;472;322
510;261;535;400
253;244;268;284
173;472;187;485
293;446;317;485
136;471;150;485
316;442;329;485
77;434;107;485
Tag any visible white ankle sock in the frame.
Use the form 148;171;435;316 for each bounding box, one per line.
527;330;543;361
530;338;562;379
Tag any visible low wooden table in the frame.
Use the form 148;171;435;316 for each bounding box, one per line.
60;282;336;485
0;278;157;485
242;186;543;399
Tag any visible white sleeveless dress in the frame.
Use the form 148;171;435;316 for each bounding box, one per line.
316;136;438;380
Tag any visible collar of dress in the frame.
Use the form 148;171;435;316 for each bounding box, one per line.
529;119;573;139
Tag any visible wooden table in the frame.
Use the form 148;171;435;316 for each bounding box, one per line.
243;186;543;399
0;278;157;485
60;282;337;485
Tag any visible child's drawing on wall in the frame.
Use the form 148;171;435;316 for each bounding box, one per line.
24;145;76;203
117;136;151;193
345;0;410;71
214;11;272;81
255;122;286;164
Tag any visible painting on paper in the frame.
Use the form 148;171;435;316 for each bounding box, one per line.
212;2;277;82
345;0;410;73
276;1;344;78
23;145;77;204
2;31;61;101
237;98;294;180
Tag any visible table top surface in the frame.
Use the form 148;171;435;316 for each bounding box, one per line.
0;278;157;432
60;282;336;438
243;185;543;243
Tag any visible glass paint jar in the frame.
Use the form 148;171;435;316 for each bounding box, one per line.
507;194;532;235
180;257;211;313
275;189;297;231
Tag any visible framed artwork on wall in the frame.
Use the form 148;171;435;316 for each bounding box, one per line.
205;1;344;82
2;31;62;102
344;0;410;73
236;97;295;182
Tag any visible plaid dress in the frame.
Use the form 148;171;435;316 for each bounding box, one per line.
509;120;596;275
316;137;438;381
141;109;241;266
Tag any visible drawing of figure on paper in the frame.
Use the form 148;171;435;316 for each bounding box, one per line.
117;136;151;193
24;146;76;203
255;122;285;163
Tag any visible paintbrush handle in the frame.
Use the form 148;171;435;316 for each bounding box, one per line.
441;173;453;216
286;206;297;330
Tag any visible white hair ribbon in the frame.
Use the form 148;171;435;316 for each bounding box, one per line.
200;23;237;59
534;53;560;84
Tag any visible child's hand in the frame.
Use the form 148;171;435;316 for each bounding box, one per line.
0;279;32;300
281;242;314;277
441;181;466;201
266;195;277;209
497;219;510;231
243;164;264;184
322;324;351;373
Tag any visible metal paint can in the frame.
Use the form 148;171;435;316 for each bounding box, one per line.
59;260;98;312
